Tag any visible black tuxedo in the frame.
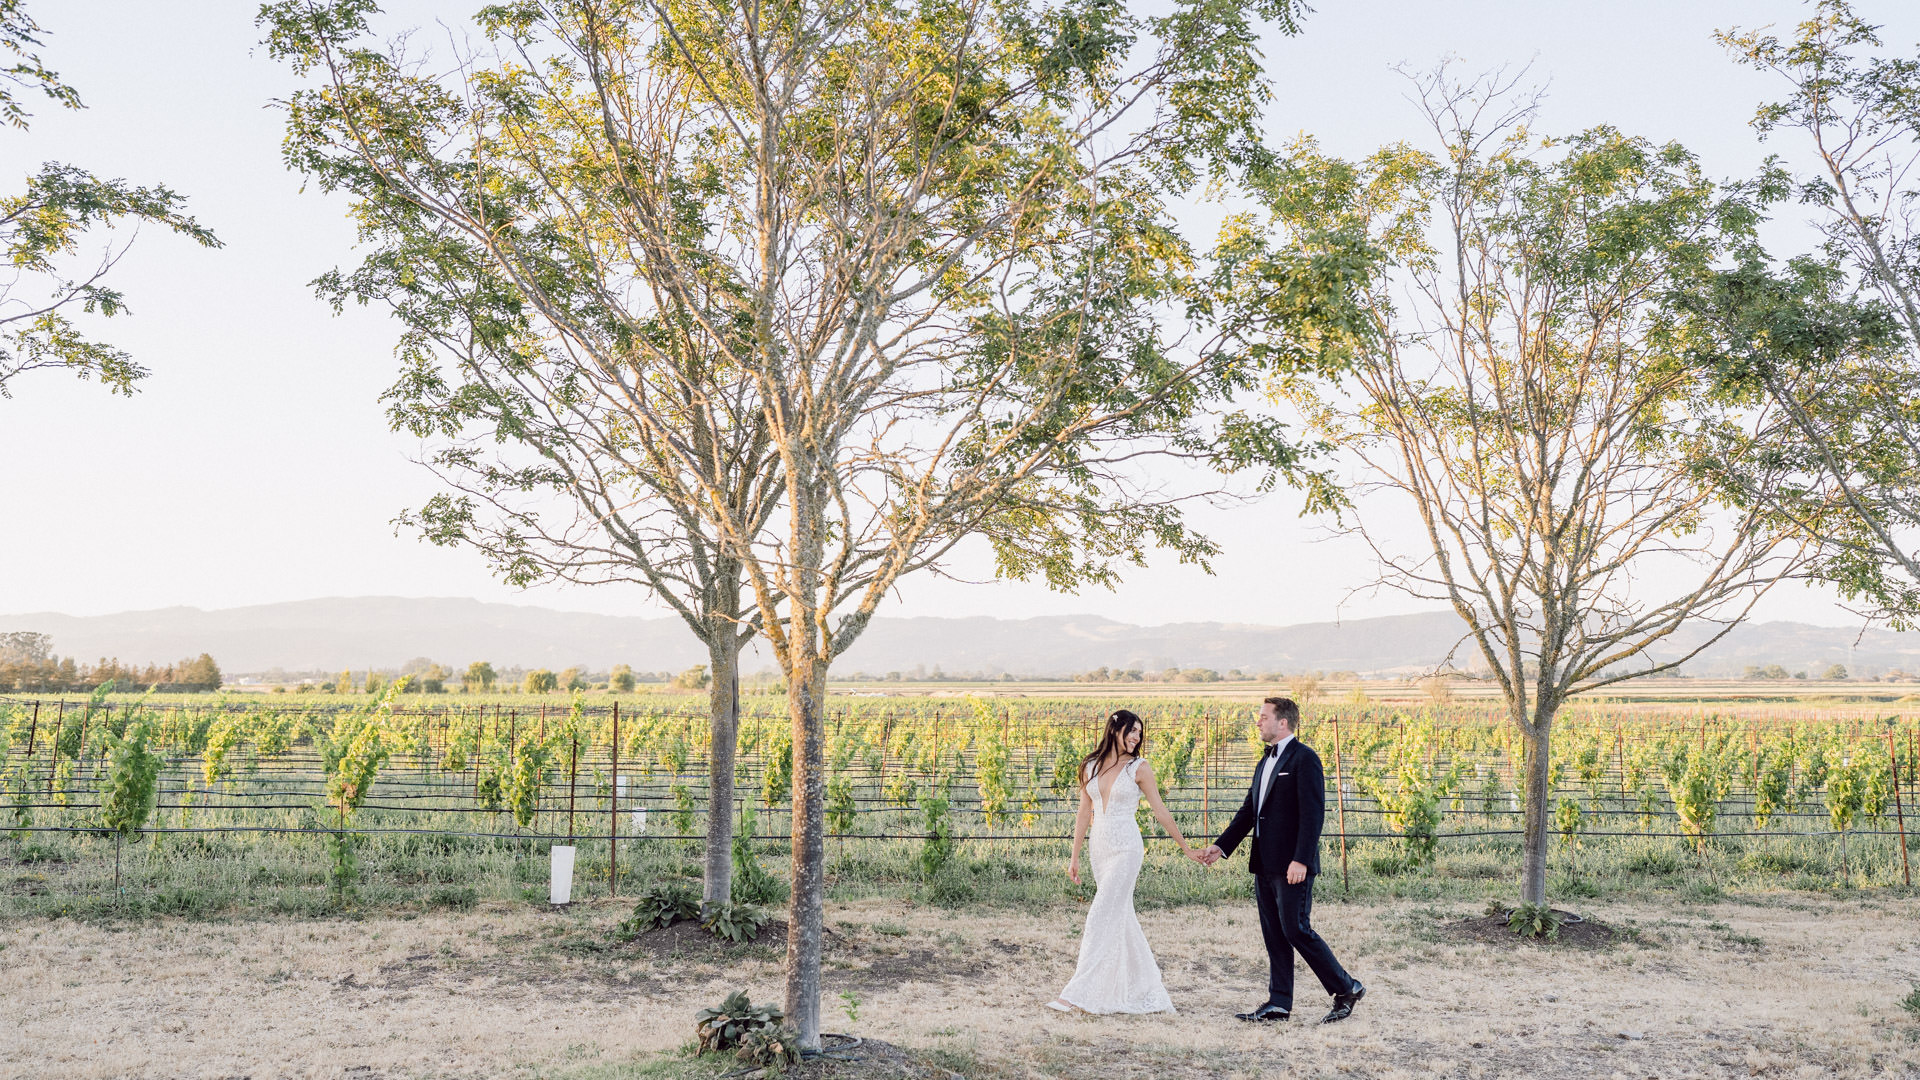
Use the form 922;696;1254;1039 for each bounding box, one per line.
1213;737;1355;1012
1214;737;1325;876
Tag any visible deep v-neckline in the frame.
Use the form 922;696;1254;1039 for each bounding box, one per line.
1095;756;1131;812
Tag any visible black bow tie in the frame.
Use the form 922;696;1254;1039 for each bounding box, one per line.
1263;744;1278;759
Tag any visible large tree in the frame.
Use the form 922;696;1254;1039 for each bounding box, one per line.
0;0;219;398
1270;68;1803;907
1700;2;1920;627
262;0;1360;1044
264;0;788;913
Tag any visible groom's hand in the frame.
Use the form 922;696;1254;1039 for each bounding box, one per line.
1287;861;1307;885
1198;844;1223;867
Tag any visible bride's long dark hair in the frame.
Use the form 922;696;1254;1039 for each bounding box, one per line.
1078;709;1144;793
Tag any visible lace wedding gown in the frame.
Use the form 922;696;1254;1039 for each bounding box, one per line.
1054;758;1175;1014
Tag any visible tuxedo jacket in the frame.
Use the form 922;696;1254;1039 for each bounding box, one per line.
1215;738;1326;877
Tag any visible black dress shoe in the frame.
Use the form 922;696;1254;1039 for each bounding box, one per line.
1320;981;1365;1024
1235;1003;1291;1022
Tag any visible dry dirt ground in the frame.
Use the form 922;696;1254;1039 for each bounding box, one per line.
5;892;1920;1080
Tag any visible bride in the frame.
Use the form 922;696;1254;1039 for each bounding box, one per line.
1048;708;1198;1014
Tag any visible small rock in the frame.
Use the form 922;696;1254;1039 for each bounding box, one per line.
1616;1030;1645;1040
1545;995;1558;1002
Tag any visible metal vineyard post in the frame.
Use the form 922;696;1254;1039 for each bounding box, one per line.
1616;724;1627;813
1201;712;1210;836
610;701;619;898
1334;712;1349;894
1892;730;1911;887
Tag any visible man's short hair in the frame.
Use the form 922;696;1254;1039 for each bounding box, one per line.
1263;696;1300;729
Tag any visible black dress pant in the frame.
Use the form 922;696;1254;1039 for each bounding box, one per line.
1253;871;1354;1010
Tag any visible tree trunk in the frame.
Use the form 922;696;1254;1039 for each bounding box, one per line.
703;633;742;912
1519;714;1555;906
784;655;828;1048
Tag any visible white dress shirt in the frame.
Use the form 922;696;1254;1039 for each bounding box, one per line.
1254;733;1294;832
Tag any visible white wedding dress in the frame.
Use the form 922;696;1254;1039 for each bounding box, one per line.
1054;758;1175;1014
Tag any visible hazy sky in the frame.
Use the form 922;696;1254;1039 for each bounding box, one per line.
3;0;1914;628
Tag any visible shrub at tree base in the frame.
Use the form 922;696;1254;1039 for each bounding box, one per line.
696;991;798;1072
734;1024;802;1073
700;902;768;944
616;881;699;938
1500;901;1565;941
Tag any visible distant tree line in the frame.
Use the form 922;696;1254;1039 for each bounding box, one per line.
1741;663;1855;681
1074;666;1229;684
292;660;707;694
0;633;221;691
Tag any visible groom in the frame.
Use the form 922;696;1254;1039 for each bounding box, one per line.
1198;696;1365;1024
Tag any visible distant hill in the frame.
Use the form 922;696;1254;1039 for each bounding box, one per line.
0;598;699;676
2;596;1916;679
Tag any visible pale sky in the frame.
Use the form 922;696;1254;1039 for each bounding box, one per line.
4;0;1913;628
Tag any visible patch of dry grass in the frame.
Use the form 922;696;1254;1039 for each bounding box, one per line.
4;891;1919;1079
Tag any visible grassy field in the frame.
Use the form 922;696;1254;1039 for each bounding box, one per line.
5;687;1919;1078
6;890;1918;1079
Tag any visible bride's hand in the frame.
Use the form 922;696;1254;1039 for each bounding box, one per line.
1067;859;1081;885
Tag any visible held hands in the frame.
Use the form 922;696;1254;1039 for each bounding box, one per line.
1179;846;1300;877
